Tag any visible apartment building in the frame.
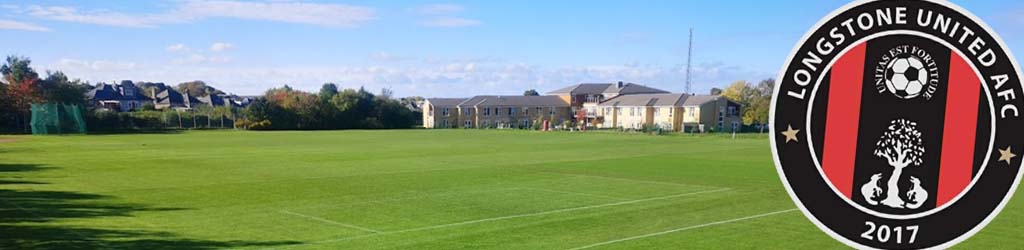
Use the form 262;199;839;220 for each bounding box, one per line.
547;81;670;126
456;95;571;129
423;82;741;132
422;98;466;128
590;94;742;132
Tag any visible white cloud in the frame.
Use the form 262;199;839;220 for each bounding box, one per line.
166;43;189;52
420;17;480;28
413;4;464;15
0;19;51;32
23;1;376;28
57;58;137;71
209;42;234;52
412;3;479;28
177;1;375;27
26;6;173;28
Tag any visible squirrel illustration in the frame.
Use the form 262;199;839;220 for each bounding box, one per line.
904;176;928;209
860;173;885;205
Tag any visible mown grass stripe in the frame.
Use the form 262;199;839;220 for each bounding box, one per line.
568;208;799;250
312;188;731;244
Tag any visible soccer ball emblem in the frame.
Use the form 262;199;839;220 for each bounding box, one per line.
884;55;929;99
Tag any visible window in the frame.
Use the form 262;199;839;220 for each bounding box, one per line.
654;108;660;117
549;107;555;115
536;107;542;114
443;108;450;117
494;107;500;116
668;108;673;117
508;107;514;116
521;119;530;128
524;107;529;115
484;108;490;116
442;119;449;128
464;108;472;116
464;120;472;128
630;107;635;116
482;120;489;128
688;107;696;118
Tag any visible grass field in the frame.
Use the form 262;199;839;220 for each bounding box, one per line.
0;130;1020;249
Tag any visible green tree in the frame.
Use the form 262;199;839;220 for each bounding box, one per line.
319;83;339;103
176;80;223;97
523;89;539;96
39;71;88;105
330;88;374;128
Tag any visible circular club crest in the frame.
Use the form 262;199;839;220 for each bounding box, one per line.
770;0;1024;249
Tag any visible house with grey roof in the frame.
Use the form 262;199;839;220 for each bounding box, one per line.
87;81;152;112
547;81;670;127
546;81;669;106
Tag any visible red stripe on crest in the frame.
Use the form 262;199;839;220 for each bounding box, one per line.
937;52;981;206
822;43;867;198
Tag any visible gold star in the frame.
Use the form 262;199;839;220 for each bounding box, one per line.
781;125;800;143
999;146;1017;166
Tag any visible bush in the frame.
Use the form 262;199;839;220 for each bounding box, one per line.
248;120;273;130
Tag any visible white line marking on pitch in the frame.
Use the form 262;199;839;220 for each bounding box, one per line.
549;172;719;189
567;208;800;250
517;187;628;201
314;187;731;244
278;210;382;233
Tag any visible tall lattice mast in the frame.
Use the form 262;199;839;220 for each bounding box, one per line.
685;27;694;95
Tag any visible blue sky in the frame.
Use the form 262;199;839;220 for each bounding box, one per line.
0;0;1021;97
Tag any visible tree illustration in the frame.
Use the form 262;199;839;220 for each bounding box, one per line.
873;119;925;208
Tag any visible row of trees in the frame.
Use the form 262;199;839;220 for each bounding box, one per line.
722;78;775;132
0;55;419;133
0;56;92;133
240;84;417;130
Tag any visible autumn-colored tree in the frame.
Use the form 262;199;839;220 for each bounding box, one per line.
1;56;42;132
720;79;775;132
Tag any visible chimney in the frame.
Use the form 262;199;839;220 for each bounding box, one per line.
616;81;624;88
